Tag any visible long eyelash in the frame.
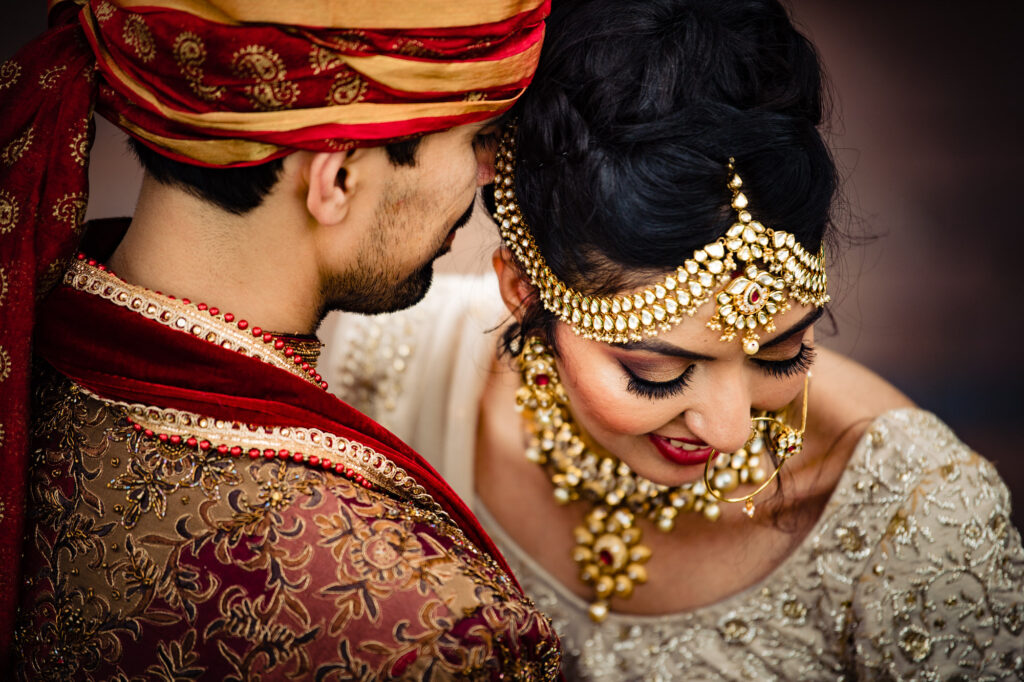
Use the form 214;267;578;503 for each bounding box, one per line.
753;344;817;378
622;363;695;400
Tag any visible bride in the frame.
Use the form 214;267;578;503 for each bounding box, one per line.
322;0;1024;678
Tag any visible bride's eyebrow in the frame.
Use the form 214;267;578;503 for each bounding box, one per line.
615;339;715;361
758;308;825;350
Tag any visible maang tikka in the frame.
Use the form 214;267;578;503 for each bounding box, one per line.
491;123;829;355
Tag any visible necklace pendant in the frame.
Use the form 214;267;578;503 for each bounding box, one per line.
573;506;650;623
744;498;756;517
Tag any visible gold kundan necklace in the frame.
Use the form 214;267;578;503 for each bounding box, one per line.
515;336;805;622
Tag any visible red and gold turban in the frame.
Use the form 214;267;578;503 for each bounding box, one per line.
0;0;548;661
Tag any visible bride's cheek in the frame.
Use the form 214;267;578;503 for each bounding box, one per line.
573;378;675;438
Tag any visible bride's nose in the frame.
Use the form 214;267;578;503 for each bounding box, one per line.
683;377;752;454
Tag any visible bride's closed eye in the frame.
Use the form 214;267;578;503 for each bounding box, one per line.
620;345;816;401
621;363;695;400
751;344;816;378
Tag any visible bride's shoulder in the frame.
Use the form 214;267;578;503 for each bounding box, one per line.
812;346;915;423
804;347;916;466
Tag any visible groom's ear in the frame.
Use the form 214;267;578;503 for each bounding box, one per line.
492;247;534;321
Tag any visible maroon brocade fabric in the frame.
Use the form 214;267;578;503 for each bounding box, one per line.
13;263;561;679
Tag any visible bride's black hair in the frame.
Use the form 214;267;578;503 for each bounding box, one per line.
490;0;839;354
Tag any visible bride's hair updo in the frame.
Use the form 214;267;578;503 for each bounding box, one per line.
496;0;839;352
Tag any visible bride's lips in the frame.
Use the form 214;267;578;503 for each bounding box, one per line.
648;434;714;466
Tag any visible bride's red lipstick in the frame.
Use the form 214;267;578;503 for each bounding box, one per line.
648;434;714;466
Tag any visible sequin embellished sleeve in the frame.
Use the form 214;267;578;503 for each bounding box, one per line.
850;449;1024;679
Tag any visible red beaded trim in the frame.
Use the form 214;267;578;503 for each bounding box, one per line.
74;255;328;391
125;414;374;489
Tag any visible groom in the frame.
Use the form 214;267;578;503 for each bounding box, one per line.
1;0;559;678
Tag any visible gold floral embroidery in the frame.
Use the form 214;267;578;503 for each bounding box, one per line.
0;60;21;91
173;32;224;102
122;14;156;63
390;38;441;58
322;31;370;54
325;138;356;152
0;345;10;382
69;121;91;166
309;44;344;75
0;188;20;234
348;519;424;586
94;388;433;506
2;125;33;166
0;266;8;306
834;521;870;559
897;625;933;663
232;45;299;111
39;65;67;90
52;192;88;229
93;0;115;23
328;70;367;106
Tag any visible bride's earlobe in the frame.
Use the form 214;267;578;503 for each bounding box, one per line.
492;246;533;320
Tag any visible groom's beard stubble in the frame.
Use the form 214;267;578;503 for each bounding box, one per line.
316;200;477;320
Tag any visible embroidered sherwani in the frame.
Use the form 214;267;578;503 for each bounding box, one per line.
13;259;561;680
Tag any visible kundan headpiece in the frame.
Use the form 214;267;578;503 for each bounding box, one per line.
492;125;829;354
0;0;548;662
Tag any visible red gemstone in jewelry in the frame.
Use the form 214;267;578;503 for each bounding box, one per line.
237;320;248;330
535;374;550;386
598;550;613;566
737;281;767;315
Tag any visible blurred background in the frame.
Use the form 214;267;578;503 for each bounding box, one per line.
5;2;1022;527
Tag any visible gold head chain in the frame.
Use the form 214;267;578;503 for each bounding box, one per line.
491;124;829;354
